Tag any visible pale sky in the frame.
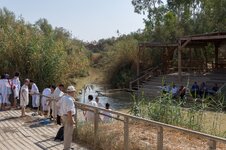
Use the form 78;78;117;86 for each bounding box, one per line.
0;0;145;41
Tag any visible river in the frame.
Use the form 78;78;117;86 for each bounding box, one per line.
77;84;132;110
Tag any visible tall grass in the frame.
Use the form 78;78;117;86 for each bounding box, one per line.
130;91;226;137
0;8;90;89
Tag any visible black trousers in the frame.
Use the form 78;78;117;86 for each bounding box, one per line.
57;115;61;125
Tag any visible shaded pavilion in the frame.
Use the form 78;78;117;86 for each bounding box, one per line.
138;32;226;82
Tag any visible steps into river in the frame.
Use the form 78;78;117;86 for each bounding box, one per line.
135;72;226;98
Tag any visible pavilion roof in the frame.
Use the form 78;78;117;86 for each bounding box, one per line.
138;32;226;49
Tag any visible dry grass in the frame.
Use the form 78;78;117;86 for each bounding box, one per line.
75;121;226;150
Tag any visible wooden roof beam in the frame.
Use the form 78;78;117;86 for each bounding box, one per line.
180;35;226;41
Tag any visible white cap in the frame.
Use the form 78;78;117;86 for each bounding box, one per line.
67;86;76;92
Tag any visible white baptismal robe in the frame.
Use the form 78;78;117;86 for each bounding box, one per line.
12;77;21;98
31;83;40;107
41;88;51;111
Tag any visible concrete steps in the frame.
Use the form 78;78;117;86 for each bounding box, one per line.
135;72;226;98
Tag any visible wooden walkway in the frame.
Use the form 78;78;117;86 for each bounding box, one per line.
0;110;88;150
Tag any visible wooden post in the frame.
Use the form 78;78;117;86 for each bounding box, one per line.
137;46;140;88
178;43;182;82
204;48;208;71
74;104;78;139
157;126;163;150
215;45;219;69
208;140;216;150
124;116;129;150
189;48;192;72
94;108;99;149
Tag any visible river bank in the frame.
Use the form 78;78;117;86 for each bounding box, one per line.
74;67;106;91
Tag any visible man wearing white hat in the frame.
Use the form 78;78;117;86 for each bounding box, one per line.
61;85;76;150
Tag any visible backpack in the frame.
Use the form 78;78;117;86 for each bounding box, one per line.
54;126;64;141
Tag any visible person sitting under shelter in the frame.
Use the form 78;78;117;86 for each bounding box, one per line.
161;83;170;94
199;82;207;98
191;82;199;98
178;85;186;99
171;84;178;98
212;83;219;92
208;83;219;95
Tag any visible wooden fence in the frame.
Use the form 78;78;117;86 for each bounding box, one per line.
36;93;226;149
73;101;226;150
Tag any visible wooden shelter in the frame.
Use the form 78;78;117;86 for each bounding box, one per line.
138;32;226;82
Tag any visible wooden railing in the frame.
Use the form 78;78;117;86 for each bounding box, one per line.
73;101;226;150
129;65;161;90
34;93;226;149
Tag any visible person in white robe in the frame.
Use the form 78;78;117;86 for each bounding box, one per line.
84;95;98;122
30;80;40;113
51;84;64;122
0;76;3;110
102;103;113;123
20;79;30;117
12;72;21;108
41;87;52;115
0;74;11;110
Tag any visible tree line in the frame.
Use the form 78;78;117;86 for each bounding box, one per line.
0;8;90;90
87;0;226;88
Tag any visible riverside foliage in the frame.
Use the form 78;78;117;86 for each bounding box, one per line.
130;91;226;137
0;8;90;89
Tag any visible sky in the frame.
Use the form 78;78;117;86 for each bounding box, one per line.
0;0;145;42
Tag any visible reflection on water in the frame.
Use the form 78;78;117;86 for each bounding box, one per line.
77;84;132;110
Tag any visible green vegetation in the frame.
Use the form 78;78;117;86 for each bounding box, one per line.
85;0;226;88
1;1;226;89
130;92;226;136
0;8;90;89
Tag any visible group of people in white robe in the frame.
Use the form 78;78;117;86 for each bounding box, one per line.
19;78;66;120
0;73;20;110
83;95;112;123
1;72;113;125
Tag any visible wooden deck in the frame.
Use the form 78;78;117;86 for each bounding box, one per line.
0;110;88;150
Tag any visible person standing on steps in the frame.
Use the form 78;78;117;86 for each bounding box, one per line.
20;79;30;117
61;85;76;150
30;80;40;115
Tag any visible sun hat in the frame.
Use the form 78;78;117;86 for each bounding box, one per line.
67;85;76;92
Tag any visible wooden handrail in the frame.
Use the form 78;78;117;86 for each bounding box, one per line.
73;101;226;150
217;83;226;94
129;65;161;90
140;67;153;75
35;92;226;149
